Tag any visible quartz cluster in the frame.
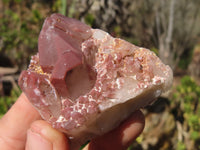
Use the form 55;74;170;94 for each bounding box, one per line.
19;13;173;149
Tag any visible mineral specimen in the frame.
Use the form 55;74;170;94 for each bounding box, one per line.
18;13;173;149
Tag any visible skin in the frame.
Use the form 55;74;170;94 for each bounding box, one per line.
0;93;145;150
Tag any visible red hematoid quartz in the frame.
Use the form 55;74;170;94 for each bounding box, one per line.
18;13;173;148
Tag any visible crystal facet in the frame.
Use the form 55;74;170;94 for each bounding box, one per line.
18;13;173;149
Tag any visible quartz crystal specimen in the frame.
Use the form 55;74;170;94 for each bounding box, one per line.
18;13;173;149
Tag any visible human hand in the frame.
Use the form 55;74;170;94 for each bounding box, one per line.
0;93;145;150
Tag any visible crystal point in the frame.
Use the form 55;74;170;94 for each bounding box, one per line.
19;13;173;149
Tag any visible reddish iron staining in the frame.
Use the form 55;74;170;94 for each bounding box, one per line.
19;13;173;148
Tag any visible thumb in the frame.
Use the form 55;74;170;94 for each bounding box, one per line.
26;120;69;150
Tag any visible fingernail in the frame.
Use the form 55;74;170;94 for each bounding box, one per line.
122;110;145;145
26;129;53;150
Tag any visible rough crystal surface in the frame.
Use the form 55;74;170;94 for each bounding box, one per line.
18;13;173;149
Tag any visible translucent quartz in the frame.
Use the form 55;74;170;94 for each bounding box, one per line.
18;13;173;149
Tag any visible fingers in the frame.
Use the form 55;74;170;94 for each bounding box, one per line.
26;120;69;150
0;93;144;150
0;93;41;150
26;111;144;150
84;110;145;150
